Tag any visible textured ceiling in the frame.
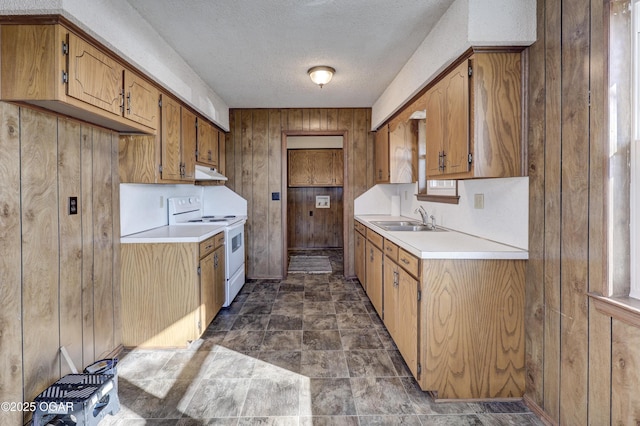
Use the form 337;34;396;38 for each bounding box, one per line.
125;0;455;109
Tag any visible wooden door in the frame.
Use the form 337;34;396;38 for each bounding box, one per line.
375;125;390;183
425;82;445;177
67;32;123;116
160;95;182;180
397;268;419;378
366;240;384;318
124;70;159;129
181;108;197;180
355;230;366;288
383;260;399;331
200;252;216;329
442;60;470;176
214;245;225;312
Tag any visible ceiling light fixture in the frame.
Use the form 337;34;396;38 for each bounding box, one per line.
307;66;335;88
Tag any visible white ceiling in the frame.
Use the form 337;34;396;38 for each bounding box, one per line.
125;0;455;109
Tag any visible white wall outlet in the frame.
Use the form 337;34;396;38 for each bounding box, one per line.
316;195;330;208
474;193;484;209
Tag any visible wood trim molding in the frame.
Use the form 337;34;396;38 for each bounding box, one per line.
416;194;460;204
523;394;557;426
589;293;640;328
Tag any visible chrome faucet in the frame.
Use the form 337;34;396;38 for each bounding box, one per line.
415;206;429;225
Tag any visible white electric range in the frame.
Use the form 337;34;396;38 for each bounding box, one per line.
168;196;246;307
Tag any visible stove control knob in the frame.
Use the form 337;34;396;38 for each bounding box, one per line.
189;197;195;204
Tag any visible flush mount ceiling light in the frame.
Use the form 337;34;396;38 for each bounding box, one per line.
307;66;335;88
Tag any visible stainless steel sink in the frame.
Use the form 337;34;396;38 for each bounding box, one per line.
371;221;448;232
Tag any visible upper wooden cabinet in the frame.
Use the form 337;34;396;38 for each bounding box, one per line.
375;119;418;185
196;119;219;168
160;94;196;182
0;24;158;133
425;52;522;180
288;149;343;187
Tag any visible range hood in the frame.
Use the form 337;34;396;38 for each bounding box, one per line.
195;164;228;181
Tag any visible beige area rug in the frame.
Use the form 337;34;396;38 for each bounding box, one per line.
288;255;332;274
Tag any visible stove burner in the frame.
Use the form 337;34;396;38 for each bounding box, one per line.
188;219;203;223
202;216;217;219
224;215;236;219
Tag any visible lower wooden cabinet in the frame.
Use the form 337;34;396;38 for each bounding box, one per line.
356;220;526;400
121;232;225;348
199;234;225;330
354;225;366;289
365;232;384;318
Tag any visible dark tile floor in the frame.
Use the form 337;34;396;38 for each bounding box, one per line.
104;249;544;425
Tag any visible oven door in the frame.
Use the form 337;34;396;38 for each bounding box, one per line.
225;220;245;280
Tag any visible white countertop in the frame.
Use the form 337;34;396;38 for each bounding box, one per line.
121;217;247;243
355;215;528;260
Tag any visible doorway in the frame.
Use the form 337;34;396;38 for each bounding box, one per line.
282;132;349;277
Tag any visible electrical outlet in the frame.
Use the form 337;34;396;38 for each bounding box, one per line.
474;193;484;209
69;196;78;215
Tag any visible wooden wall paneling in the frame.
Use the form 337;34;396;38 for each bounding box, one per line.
57;118;84;376
524;0;546;409
268;109;283;277
543;0;562;421
252;110;269;277
118;134;159;183
611;319;640;424
80;126;95;366
559;0;591;423
240;110;255;276
92;128;115;358
111;131;122;350
287;108;303;131
339;109;355;276
20;107;60;403
0;102;22;426
326;109;339;131
287;187;343;249
587;0;612;423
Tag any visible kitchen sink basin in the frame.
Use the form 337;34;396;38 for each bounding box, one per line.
371;221;448;232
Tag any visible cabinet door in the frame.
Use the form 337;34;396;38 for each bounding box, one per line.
181;108;197;180
333;150;344;186
355;231;366;288
383;260;399;333
160;95;182;180
214;245;225;312
218;131;226;176
442;60;470;176
425;83;445;177
288;150;312;186
197;119;218;167
397;268;419;378
200;252;216;330
124;70;159;130
67;33;123;116
389;120;417;183
310;150;335;185
375;125;390;183
366;240;384;318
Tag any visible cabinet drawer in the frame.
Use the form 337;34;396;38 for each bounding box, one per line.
398;248;419;277
355;221;367;235
214;232;225;248
199;236;217;258
366;228;384;249
384;239;398;261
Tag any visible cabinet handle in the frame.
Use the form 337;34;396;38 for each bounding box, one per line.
205;244;213;251
401;257;410;265
393;270;399;287
370;248;374;262
120;89;125;114
126;92;131;114
208;150;212;161
214;253;219;268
